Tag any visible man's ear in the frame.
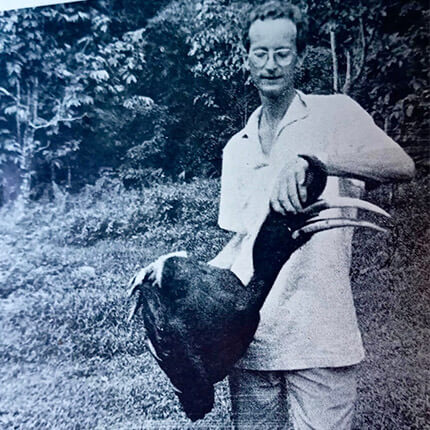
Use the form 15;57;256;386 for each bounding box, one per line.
244;56;250;71
295;52;304;69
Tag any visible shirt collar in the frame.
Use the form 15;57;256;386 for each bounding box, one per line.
240;90;309;140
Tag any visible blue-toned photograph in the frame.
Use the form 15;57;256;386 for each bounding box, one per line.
0;1;428;429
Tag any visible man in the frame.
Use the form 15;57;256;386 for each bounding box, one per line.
209;2;415;429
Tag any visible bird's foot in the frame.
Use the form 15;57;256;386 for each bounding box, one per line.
292;197;391;239
127;251;188;322
128;251;188;295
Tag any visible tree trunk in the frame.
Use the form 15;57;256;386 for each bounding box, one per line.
18;77;38;202
330;24;339;93
20;135;32;201
342;50;352;94
66;164;72;190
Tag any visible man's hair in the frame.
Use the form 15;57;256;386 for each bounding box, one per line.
242;1;308;54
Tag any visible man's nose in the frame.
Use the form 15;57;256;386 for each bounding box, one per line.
265;52;277;71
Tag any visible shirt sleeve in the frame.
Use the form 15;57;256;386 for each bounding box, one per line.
323;95;415;183
207;232;246;270
218;143;246;233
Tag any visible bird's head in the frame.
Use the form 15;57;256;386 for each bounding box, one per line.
252;155;390;282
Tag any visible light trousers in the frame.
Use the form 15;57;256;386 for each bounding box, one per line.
229;366;357;430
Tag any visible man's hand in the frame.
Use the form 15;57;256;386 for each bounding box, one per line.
270;156;310;215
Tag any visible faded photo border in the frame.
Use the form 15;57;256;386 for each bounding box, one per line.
0;0;85;12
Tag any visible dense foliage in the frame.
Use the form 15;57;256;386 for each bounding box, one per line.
0;0;428;202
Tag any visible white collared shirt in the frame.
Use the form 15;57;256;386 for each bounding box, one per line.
212;91;411;370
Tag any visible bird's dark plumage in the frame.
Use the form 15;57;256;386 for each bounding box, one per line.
128;156;390;421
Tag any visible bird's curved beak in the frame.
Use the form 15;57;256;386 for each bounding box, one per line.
292;197;391;239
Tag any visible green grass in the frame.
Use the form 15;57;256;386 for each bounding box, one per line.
0;174;428;429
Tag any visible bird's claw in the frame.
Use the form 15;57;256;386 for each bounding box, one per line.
127;251;189;322
128;267;149;297
146;338;163;362
127;266;152;322
292;197;391;239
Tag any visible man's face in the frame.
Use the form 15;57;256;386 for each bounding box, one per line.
247;18;298;99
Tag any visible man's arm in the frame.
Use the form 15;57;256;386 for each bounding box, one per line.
317;148;415;186
271;96;415;214
217;143;247;234
318;95;415;182
208;233;246;270
209;140;247;269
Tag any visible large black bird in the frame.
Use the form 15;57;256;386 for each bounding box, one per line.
127;157;389;421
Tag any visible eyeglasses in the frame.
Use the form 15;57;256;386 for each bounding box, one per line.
248;48;296;68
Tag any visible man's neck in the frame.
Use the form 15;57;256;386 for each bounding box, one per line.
260;88;296;127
